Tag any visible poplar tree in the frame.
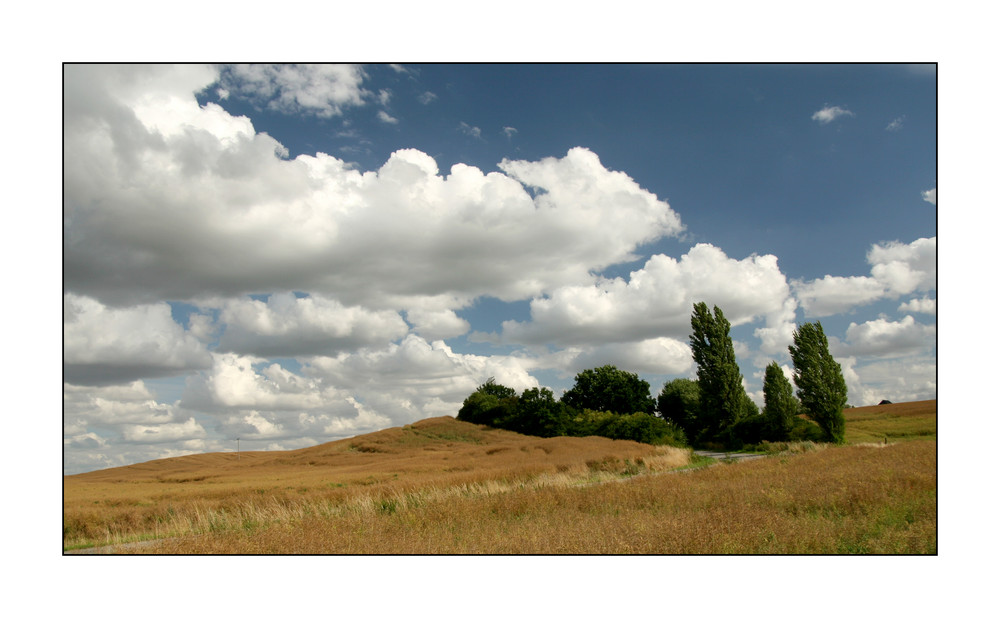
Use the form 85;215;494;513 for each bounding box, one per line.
762;361;797;440
788;322;848;443
689;302;748;437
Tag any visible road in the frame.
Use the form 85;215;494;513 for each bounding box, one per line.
693;450;767;463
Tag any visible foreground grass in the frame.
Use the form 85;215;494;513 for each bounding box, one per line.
158;441;934;554
64;418;687;551
65;404;936;554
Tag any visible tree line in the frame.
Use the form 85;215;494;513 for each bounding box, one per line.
458;302;848;449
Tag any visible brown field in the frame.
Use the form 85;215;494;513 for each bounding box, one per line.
64;401;937;554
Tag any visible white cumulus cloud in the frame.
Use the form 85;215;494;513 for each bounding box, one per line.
922;188;936;205
64;64;685;314
64;294;212;385
497;244;794;348
836;315;936;358
215;293;410;357
811;105;855;124
793;237;936;317
898;296;936;315
217;64;369;118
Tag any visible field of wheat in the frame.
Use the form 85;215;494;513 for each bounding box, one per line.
64;402;937;554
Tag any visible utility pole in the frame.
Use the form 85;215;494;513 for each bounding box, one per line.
237;437;240;461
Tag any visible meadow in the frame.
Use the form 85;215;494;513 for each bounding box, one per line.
63;400;936;554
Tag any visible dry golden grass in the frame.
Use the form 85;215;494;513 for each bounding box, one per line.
64;417;685;550
65;405;936;554
142;440;934;554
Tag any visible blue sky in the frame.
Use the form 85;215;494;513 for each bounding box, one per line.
63;63;936;474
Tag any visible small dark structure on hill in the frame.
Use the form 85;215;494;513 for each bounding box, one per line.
878;399;892;405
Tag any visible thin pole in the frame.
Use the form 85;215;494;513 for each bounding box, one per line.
237;438;240;461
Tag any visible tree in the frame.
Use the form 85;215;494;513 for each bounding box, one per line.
561;364;655;415
762;362;797;441
689;302;750;437
656;378;700;439
507;387;571;438
457;378;518;426
788;322;848;443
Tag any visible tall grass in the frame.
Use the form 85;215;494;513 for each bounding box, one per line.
65;409;936;554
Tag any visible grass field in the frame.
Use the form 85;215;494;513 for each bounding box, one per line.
63;401;936;554
843;399;937;444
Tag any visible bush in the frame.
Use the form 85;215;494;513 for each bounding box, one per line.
789;416;826;442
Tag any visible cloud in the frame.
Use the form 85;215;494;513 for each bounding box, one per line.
65;381;185;427
64;294;212;385
886;116;905;131
868;237;936;296
405;308;471;340
503;126;518;138
839;356;936;407
793;275;886;317
898;296;936;315
215;293;410;357
496;244;795;351
216;64;369;117
183;352;350;412
303;335;540;424
64;67;684;312
834;315;936;358
793;237;936;317
458;121;483;139
562;338;694;376
811;105;855;124
64;381;212;472
377;110;399;124
418;91;437;105
922;188;936;205
121;417;207;444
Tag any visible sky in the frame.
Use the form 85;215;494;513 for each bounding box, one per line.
63;63;936;475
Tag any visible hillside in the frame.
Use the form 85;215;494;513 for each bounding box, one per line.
64;403;936;553
67;416;683;486
843;399;937;443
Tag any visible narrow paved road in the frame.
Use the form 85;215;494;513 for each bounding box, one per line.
693;450;767;463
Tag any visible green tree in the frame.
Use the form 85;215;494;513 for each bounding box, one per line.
689;302;750;438
656;378;700;439
762;362;797;441
788;322;848;443
561;364;655;415
506;387;571;438
457;378;518;426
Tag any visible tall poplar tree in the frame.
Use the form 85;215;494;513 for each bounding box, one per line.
788;322;848;443
762;361;797;440
689;302;748;437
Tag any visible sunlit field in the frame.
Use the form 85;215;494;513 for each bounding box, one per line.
64;402;936;554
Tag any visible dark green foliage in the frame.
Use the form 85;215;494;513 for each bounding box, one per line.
567;409;686;447
762;362;797;441
561;364;655;415
656;378;700;439
721;413;770;449
503;387;571;438
689;302;750;436
789;322;848;444
457;374;684;447
456;378;518;426
789;416;827;442
607;412;686;446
